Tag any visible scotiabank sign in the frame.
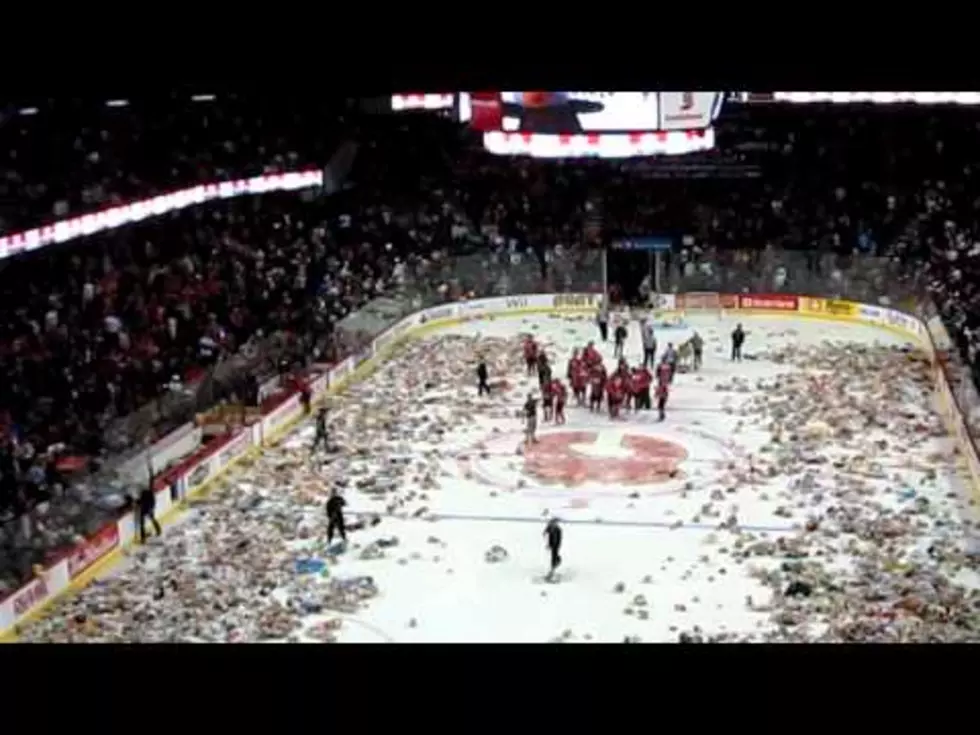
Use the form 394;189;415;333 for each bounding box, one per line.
740;294;798;311
67;524;119;580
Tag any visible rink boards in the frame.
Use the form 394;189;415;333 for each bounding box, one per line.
0;290;975;639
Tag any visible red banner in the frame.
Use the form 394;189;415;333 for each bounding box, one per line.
739;294;798;311
67;524;119;580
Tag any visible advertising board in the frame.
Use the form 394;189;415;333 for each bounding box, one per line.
676;292;734;310
825;299;857;317
799;297;856;317
262;395;302;444
67;524;120;580
505;297;529;309
739;294;798;311
216;429;252;470
419;305;455;324
859;304;883;322
185;456;214;491
9;576;49;619
553;293;599;309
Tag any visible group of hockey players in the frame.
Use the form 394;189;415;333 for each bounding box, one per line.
514;315;704;445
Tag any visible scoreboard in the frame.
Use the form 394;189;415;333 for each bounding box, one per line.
389;91;724;158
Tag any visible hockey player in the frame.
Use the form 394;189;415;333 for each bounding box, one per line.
310;407;329;455
613;319;628;359
691;331;704;371
663;342;679;383
541;378;555;422
566;350;581;382
588;362;606;413
656;378;670;421
632;365;653;411
477;358;491;396
551;378;568;425
656;357;673;389
607;372;626;419
523;336;539;375
544;518;563;581
571;359;588;406
537;352;553;388
641;320;657;368
523;393;539;446
583;341;602;369
326;488;347;545
731;324;746;362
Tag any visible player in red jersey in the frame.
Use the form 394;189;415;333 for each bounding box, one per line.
607;373;626;419
632;365;653;411
571;361;589;405
523;336;539;375
656;380;670;421
589;363;606;413
541;378;555;421
582;341;602;369
551;378;568;425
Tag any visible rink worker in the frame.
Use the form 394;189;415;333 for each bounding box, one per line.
544;518;563;581
310;407;329;455
641;319;657;368
537;352;552;388
596;298;610;342
326;487;348;545
731;323;746;362
523;392;539;446
691;331;704;370
663;342;679;382
613;318;628;359
138;475;162;544
477;357;491;396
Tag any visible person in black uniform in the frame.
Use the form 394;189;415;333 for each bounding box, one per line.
537;354;552;389
477;358;491;396
310;407;329;455
544;518;562;580
138;479;162;544
731;323;746;362
326;488;347;545
614;321;627;359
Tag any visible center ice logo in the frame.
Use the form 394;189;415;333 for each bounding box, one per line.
523;431;688;486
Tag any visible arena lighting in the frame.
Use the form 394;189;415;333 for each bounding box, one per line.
391;93;455;111
0;169;324;261
482;128;715;159
772;92;980;105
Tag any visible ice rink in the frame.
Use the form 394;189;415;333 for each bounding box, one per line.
19;310;980;643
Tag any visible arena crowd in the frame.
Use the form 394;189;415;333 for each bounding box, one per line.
1;95;979;600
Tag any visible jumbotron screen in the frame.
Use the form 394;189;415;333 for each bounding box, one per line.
390;91;724;159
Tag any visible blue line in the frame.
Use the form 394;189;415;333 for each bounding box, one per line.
346;510;794;534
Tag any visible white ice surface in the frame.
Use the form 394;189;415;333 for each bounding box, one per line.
34;312;979;643
299;314;975;642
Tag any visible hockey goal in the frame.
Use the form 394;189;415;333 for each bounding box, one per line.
675;292;735;319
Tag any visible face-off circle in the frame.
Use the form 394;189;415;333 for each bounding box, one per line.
522;431;689;486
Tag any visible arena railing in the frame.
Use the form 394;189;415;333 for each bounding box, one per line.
335;248;605;350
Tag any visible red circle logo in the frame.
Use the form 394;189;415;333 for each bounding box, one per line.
523;431;688;486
